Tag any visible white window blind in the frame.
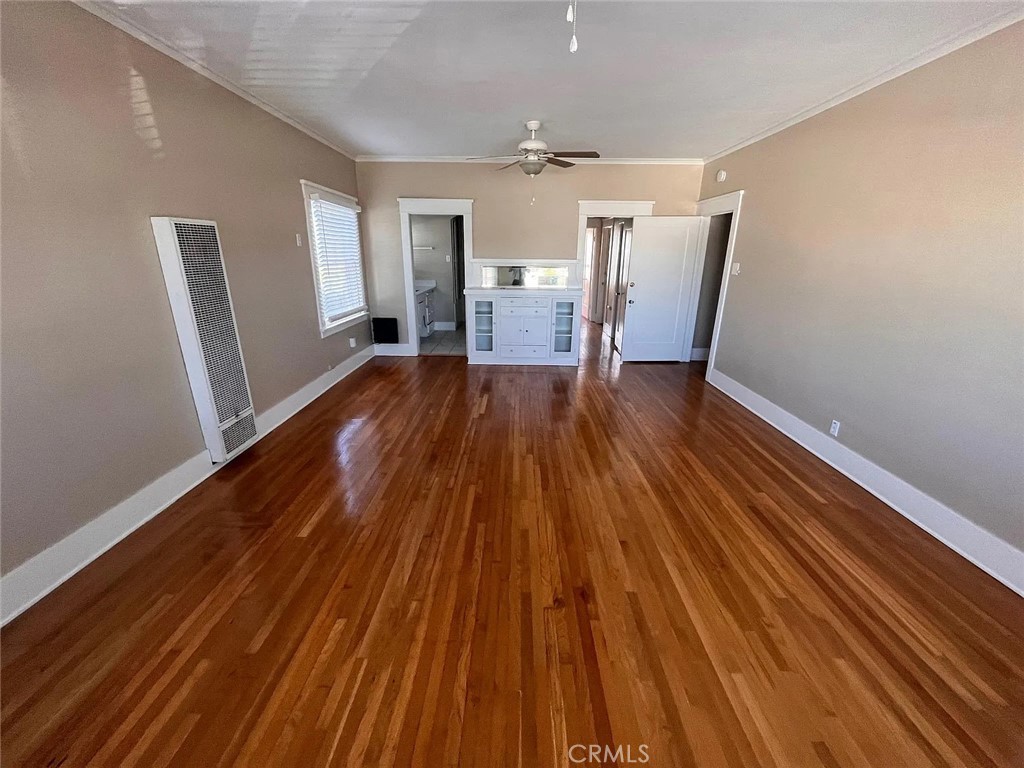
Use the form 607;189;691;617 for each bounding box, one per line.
303;183;368;334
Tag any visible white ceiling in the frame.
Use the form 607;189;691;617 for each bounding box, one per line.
91;1;1023;160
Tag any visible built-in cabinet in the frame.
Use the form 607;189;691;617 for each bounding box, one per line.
466;291;582;366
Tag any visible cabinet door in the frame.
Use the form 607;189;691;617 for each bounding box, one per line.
522;316;548;346
551;299;578;357
472;299;495;353
498;315;524;345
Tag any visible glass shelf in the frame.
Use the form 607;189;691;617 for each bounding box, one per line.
474;299;494;353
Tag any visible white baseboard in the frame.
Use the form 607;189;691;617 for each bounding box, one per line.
254;347;373;435
690;347;710;361
706;369;1024;597
0;452;216;625
433;321;457;332
373;342;418;356
1;346;375;625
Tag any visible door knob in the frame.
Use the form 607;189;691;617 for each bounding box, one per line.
629;281;635;287
628;299;635;305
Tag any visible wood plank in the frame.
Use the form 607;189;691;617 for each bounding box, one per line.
2;323;1022;767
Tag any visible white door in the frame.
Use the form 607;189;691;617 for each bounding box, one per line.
522;316;547;346
620;216;704;362
499;316;524;345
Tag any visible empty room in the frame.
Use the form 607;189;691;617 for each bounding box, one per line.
2;2;1022;766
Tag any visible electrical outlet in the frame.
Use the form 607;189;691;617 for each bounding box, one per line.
446;253;452;263
829;420;840;437
348;337;357;348
730;263;741;275
295;233;302;246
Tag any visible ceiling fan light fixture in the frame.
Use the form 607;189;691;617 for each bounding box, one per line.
519;157;547;176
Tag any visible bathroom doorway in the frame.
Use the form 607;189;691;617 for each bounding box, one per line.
411;213;467;356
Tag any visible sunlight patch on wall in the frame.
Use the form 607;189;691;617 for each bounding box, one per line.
128;66;164;160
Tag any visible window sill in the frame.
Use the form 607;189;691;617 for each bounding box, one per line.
320;311;369;339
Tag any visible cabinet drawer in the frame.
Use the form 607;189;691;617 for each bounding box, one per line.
499;306;547;317
500;344;548;358
499;297;549;308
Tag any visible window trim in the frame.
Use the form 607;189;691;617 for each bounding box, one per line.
300;180;369;338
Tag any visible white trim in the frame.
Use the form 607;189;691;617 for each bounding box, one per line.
695;191;744;374
1;348;375;626
356;156;703;165
703;8;1024;163
690;347;710;362
320;310;370;338
397;199;475;352
373;342;418;357
706;369;1024;597
300;179;359;209
398;198;474;215
74;1;357;160
433;321;457;332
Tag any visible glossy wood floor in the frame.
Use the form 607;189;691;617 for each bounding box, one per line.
3;324;1022;767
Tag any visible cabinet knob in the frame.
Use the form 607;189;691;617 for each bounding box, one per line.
628;299;635;305
629;281;635;287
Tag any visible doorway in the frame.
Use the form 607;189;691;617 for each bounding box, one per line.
693;190;744;375
395;198;474;357
689;213;732;362
583;217;635;348
411;213;467;356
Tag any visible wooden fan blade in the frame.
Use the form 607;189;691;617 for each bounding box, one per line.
547;157;575;168
549;151;600;158
496;161;521;171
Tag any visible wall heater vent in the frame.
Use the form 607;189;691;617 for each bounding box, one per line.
151;217;257;462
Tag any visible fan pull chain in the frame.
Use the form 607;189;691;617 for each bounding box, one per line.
568;0;578;53
530;173;536;206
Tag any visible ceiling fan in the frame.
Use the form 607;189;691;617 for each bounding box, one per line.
469;120;599;176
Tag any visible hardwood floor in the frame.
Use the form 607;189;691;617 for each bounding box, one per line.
2;323;1022;767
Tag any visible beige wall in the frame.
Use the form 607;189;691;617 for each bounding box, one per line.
1;2;371;573
701;22;1024;549
411;215;456;325
357;162;703;342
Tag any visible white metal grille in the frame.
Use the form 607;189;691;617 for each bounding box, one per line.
173;222;252;423
308;194;367;325
221;413;257;456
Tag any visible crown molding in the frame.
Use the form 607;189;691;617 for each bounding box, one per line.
704;6;1024;163
356;156;704;165
74;1;358;161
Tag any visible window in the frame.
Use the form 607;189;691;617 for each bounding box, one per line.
301;180;368;337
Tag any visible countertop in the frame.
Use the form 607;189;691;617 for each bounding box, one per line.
464;286;584;295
